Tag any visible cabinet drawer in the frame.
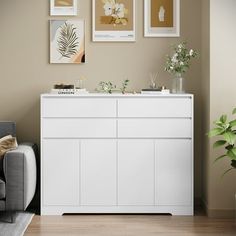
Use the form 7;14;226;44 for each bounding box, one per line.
118;98;192;117
118;119;192;138
42;98;117;117
42;119;116;138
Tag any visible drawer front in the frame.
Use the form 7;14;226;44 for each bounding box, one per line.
42;98;117;117
118;119;192;138
118;98;192;117
42;119;116;138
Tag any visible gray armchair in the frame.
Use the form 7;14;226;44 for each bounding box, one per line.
0;122;37;219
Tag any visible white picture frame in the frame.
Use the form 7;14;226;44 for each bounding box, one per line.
92;0;136;42
144;0;180;37
50;0;77;16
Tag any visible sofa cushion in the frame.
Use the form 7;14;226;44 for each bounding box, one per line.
0;135;18;178
0;178;5;199
0;135;18;157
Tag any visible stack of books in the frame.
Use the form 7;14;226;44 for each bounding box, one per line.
141;88;170;94
50;83;89;94
50;88;89;95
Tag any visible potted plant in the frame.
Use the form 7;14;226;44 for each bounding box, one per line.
165;42;198;94
208;108;236;175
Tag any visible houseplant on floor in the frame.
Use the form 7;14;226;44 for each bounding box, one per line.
208;108;236;219
208;107;236;175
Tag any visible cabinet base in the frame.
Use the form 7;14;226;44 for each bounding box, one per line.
41;206;193;216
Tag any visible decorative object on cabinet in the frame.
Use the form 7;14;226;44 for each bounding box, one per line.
141;88;162;94
96;79;130;94
51;84;88;94
50;0;78;16
208;107;236;176
144;0;180;37
75;76;87;89
120;79;130;94
149;72;158;89
54;84;74;89
50;20;85;64
92;0;136;42
50;89;89;94
41;94;194;216
96;81;116;94
165;42;198;94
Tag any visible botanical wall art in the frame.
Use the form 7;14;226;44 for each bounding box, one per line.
92;0;136;42
50;0;77;16
50;20;85;64
144;0;180;37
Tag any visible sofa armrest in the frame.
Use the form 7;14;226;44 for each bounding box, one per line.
3;143;37;211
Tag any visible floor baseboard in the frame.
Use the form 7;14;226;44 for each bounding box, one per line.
201;198;235;218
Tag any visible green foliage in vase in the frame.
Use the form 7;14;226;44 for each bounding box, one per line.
96;79;130;94
120;79;130;94
165;42;198;76
97;81;116;94
57;22;79;59
208;108;236;176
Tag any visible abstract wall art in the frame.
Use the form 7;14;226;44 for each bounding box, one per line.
50;20;85;64
144;0;180;37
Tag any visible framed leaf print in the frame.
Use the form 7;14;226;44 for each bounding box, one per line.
92;0;136;42
50;0;77;16
50;20;85;64
144;0;180;37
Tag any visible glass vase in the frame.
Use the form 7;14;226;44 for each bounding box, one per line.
171;74;185;94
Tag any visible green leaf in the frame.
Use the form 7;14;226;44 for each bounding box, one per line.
208;128;224;137
213;154;226;163
220;115;227;123
231;160;236;168
213;140;227;148
229;119;236;127
226;148;236;159
214;120;223;127
232;108;236;115
223;132;236;145
57;22;79;59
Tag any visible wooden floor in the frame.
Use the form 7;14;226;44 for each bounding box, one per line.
25;212;236;236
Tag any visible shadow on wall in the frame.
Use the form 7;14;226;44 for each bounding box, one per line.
16;98;40;146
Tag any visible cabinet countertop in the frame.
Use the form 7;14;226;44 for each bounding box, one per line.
41;93;193;98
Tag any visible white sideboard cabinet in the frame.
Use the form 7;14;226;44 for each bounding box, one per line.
41;94;194;215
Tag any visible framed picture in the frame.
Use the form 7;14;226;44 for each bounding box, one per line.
50;20;85;64
92;0;136;42
50;0;77;16
144;0;180;37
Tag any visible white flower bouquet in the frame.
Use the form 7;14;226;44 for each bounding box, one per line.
165;42;198;76
102;0;128;26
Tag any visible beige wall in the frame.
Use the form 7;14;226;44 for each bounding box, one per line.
201;0;210;210
209;0;236;217
0;1;202;198
202;0;236;217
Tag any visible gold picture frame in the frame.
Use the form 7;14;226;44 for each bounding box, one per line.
144;0;180;37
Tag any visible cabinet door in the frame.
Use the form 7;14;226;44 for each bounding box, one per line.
42;139;79;206
118;140;155;205
81;140;117;205
155;139;192;206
